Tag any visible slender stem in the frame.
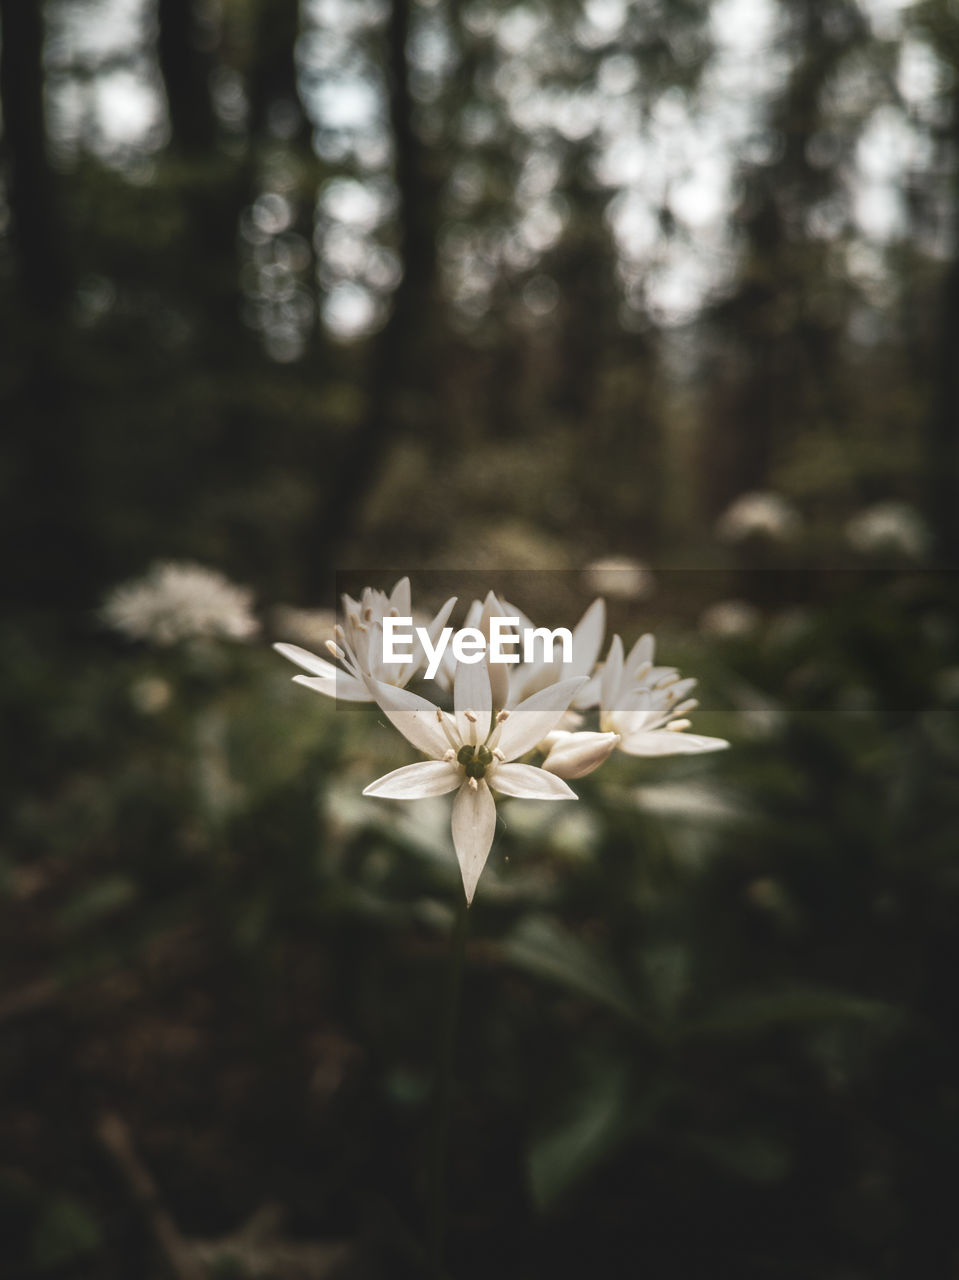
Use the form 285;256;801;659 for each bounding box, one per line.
428;891;470;1277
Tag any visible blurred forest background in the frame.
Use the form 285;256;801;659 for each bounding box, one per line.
3;0;959;1276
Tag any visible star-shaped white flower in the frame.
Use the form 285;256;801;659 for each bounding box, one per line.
362;660;587;904
597;633;730;756
273;577;456;701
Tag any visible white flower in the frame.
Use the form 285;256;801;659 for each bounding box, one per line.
583;557;655;601
699;600;761;639
362;660;586;904
597;634;729;756
845;501;930;560
541;730;620;779
102;561;258;645
274;577;457;702
716;491;802;543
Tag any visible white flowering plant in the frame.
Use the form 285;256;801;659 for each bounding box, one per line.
276;578;728;905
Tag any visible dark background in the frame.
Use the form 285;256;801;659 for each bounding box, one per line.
2;0;959;1276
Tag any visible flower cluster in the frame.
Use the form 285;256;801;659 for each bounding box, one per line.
276;579;728;904
102;561;259;645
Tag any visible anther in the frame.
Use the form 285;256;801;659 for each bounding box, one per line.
667;719;691;731
492;748;505;761
326;640;346;660
495;709;510;722
468;776;479;791
464;710;478;723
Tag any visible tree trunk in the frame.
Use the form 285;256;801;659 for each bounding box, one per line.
307;0;440;586
156;0;217;155
0;0;72;313
924;86;959;566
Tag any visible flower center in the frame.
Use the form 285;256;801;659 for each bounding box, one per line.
457;743;494;779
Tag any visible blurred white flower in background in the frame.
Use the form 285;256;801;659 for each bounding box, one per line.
699;599;762;639
845;501;930;560
102;561;258;645
583;556;655;601
128;675;173;714
716;491;802;543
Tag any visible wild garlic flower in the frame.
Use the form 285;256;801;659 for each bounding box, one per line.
845;501;930;561
540;730;620;779
363;660;586;904
274;577;457;701
716;491;802;544
596;634;729;756
277;579;730;904
583;557;654;601
102;561;258;645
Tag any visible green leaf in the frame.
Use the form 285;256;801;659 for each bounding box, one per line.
684;1130;792;1184
684;987;903;1040
32;1195;101;1269
528;1059;631;1210
497;915;639;1023
57;876;138;931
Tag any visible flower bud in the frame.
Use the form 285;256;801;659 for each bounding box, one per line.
542;730;619;780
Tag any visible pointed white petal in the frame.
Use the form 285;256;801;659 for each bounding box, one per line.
274;642;339;678
479;592;512;710
417;595;457;674
625;633;655;679
496;677;588;761
600;635;624;711
363;760;461;798
454;659;492;745
569;598;606;678
452;780;497;905
292;672;371;701
366;679;450;757
542;730;620;779
572;670;602;710
389;576;412;617
491;762;577;799
619;730;730;757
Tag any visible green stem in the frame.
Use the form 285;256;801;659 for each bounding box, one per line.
428;891;470;1277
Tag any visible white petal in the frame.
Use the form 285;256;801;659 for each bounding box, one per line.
600;635;624;711
363;760;461;798
292;672;371;702
389;576;412;617
274;642;338;678
366;678;450;757
496;677;588;761
454;659;492;745
479;592;512;710
569;598;606;679
619;730;730;756
452;780;497;905
542;730;620;779
491;762;577;799
624;633;655;680
422;595;457;648
572;670;602;711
